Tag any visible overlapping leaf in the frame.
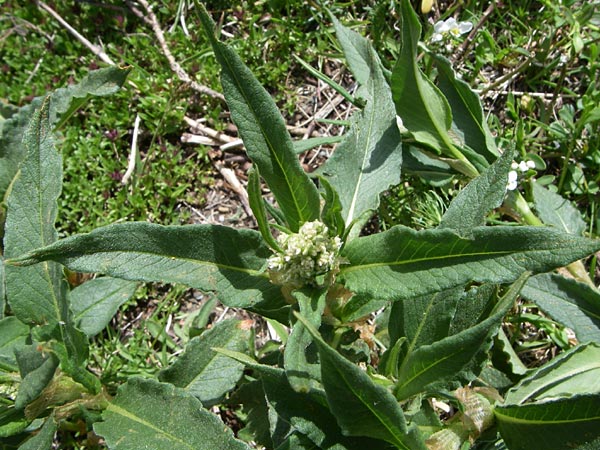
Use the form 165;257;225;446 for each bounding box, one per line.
10;222;289;321
94;378;251;450
159;319;250;406
339;225;600;302
532;181;586;235
196;4;319;232
318;18;402;226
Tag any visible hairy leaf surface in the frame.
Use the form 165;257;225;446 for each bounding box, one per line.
532;181;586;235
94;378;250;450
340;225;600;301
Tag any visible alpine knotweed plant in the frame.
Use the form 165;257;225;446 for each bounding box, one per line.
1;2;600;450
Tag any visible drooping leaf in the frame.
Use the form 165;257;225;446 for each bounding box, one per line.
94;378;251;450
17;415;56;450
295;313;427;449
394;274;526;400
439;147;513;236
318;20;402;226
284;289;327;393
495;343;600;449
70;277;138;337
532;181;586;235
339;225;600;302
521;273;600;344
14;345;58;411
0;317;29;372
9;222;289;322
433;54;499;166
196;4;319;232
159;319;251;406
0;67;130;203
391;1;477;177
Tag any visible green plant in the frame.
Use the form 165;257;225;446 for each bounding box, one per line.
2;2;600;449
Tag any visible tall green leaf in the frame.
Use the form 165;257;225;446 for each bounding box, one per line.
70;277;138;337
532;181;586;235
394;275;526;400
521;273;600;344
9;222;289;322
196;4;319;232
158;319;250;406
391;1;477;177
94;378;251;450
0;67;130;203
439;147;513;236
318;19;402;226
3;98;64;327
339;225;600;302
295;314;427;450
433;54;499;166
247;166;281;251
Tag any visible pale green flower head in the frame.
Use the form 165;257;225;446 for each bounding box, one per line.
268;220;342;287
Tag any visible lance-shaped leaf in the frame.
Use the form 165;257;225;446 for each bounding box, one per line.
0;66;130;203
439;147;513;236
158;319;251;406
392;2;477;177
247;166;281;251
496;343;600;450
433;54;499;166
94;377;251;450
532;181;586;235
393;275;526;400
3;98;65;327
70;277;138;337
339;225;600;302
295;314;427;450
521;273;600;344
318;21;402;226
196;4;319;232
9;222;289;322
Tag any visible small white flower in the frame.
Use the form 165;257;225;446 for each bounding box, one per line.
511;162;519;170
506;170;519;191
518;161;529;172
431;17;473;42
268;220;342;287
527;160;536;169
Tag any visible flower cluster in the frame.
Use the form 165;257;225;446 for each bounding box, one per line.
431;17;473;42
507;160;536;191
267;220;342;287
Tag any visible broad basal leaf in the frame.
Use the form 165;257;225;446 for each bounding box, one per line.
495;343;600;449
70;277;138;337
532;181;586;235
318;20;402;226
521;273;600;344
394;275;526;400
391;1;477;178
439;147;513;236
159;319;250;406
339;225;600;302
94;378;251;450
9;222;289;322
295;314;427;450
196;4;319;232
